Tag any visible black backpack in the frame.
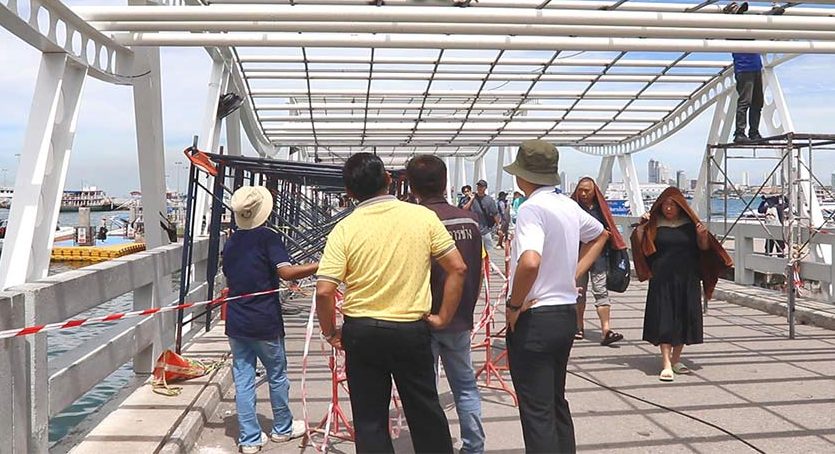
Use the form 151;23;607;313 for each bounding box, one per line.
475;196;496;229
606;248;631;293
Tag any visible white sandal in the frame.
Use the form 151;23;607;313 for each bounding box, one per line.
659;368;675;382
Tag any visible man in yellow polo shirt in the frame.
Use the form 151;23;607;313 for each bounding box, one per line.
316;153;467;453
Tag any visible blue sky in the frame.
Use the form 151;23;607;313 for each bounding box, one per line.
2;8;835;196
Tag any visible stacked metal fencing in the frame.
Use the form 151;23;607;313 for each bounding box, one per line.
175;146;349;351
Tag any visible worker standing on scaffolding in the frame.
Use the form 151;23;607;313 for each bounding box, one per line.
732;50;764;144
223;186;319;454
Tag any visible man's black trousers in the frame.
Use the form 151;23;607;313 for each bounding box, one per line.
508;305;577;454
735;70;764;136
342;317;453;453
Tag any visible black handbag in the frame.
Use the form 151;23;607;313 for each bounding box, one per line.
606;248;631;293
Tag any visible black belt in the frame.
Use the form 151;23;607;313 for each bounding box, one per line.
527;304;577;314
343;316;427;330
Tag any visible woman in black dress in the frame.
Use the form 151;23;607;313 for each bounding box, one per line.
631;188;730;382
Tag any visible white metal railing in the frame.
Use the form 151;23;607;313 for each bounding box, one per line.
0;238;223;453
612;216;835;303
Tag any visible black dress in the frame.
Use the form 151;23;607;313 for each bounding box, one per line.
642;222;704;346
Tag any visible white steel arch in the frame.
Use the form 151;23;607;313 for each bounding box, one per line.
0;0;132;83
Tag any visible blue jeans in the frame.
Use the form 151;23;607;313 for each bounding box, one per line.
431;330;485;454
229;337;293;446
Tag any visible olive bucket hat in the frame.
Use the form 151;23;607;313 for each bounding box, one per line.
503;139;561;186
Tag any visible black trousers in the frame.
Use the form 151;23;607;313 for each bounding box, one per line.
735;70;764;136
342;317;453;454
508;305;577;454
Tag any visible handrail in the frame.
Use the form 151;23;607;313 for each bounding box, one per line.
0;239;224;452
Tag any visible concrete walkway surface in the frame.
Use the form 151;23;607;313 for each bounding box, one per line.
189;257;835;454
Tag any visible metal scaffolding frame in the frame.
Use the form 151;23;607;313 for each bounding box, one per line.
175;145;346;352
706;133;835;339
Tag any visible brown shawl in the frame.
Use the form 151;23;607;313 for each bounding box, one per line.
630;187;733;299
570;177;628;250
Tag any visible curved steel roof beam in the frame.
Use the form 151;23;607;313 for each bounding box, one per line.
1;0;132;84
75;5;835;31
107;33;835;54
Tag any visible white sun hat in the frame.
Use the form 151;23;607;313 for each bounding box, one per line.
230;186;273;230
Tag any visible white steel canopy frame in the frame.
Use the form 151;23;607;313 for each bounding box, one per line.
64;0;835;164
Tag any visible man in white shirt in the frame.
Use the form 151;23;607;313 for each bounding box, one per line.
503;140;610;453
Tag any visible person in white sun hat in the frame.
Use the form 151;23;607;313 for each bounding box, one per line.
223;185;318;453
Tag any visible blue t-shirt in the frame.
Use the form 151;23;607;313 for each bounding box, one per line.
732;53;762;73
222;226;291;340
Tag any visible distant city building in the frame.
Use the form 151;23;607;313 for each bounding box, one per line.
648;159;661;184
831;172;835;188
690;179;698;190
771;172;779;187
741;171;750;187
560;171;567;192
660;164;672;186
676;170;687;190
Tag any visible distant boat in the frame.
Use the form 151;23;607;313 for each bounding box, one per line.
0;187;12;208
60;187;115;212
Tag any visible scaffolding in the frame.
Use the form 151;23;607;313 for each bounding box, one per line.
175;143;347;352
705;132;835;339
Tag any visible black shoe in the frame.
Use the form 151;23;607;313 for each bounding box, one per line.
749;131;764;141
765;5;785;15
723;2;739;14
737;2;749;14
734;133;751;144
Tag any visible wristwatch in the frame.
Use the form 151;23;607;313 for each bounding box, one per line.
506;295;522;312
321;331;337;341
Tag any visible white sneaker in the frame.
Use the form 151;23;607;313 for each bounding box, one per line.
270;420;306;443
239;432;267;453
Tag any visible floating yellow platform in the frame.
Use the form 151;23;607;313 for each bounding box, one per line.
51;243;146;262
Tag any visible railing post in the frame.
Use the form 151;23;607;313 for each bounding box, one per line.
133;283;157;375
830;242;835;304
22;289;49;453
0;292;29;452
735;226;755;285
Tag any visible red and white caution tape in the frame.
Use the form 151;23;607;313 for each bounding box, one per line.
0;288;281;340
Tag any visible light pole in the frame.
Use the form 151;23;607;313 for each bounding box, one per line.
174;161;183;195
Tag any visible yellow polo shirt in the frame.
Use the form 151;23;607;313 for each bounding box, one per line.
318;195;456;321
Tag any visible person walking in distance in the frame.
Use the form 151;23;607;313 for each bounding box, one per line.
469;179;501;249
223;186;319;453
570;177;626;346
496;191;511;249
315;153;467;453
503;140;610;453
459;185;474;209
406;155;486;454
631;187;733;382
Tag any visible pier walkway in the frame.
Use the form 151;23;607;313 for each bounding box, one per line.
72;250;835;454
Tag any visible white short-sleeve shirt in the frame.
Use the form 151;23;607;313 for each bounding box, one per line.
510;187;605;308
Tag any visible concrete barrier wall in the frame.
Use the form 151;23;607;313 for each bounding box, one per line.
612;216;835;304
0;238;224;453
